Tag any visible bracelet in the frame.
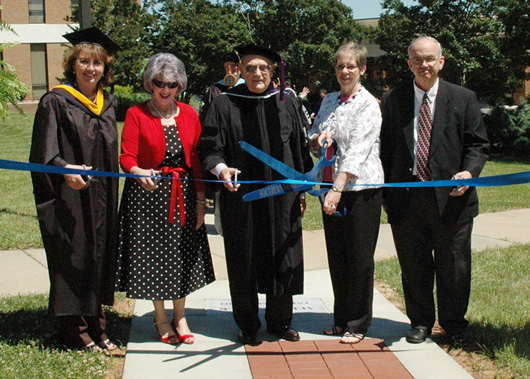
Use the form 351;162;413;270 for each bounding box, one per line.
331;186;342;193
196;200;208;204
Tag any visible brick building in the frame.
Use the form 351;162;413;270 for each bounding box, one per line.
0;0;77;100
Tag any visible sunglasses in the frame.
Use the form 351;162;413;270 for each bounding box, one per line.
152;79;179;89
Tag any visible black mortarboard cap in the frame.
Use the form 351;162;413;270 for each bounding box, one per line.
63;26;120;55
235;43;281;63
221;52;240;64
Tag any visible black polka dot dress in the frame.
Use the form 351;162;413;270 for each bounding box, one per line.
116;125;215;300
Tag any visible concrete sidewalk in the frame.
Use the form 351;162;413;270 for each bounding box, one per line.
1;208;530;378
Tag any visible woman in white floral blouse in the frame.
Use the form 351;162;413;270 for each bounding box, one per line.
308;42;384;344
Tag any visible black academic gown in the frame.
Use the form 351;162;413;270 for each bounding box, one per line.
200;84;313;296
29;87;119;317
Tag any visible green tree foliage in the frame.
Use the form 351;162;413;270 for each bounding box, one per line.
374;0;530;103
237;0;364;91
496;0;530;97
143;0;250;99
0;14;29;120
90;0;153;90
483;99;530;157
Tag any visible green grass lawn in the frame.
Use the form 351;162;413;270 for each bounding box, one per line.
375;243;530;378
0;293;132;379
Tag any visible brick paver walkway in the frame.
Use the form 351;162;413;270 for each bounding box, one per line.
245;338;413;378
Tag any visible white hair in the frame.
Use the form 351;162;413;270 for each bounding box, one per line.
143;53;187;94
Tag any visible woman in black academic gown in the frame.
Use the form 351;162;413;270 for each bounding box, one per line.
29;27;120;351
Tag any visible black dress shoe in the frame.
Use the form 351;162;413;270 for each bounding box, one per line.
406;327;430;343
268;326;300;342
238;330;259;346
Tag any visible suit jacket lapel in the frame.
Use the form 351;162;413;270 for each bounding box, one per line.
402;83;415;161
430;80;451;157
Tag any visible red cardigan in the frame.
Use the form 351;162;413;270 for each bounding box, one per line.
120;100;205;192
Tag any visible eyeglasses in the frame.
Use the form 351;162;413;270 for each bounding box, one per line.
336;64;358;72
410;56;439;66
244;64;272;73
152;79;179;89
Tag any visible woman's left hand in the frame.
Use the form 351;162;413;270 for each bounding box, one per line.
323;190;342;216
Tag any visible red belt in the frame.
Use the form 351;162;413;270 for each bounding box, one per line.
161;166;188;226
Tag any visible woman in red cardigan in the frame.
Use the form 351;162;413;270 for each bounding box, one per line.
116;53;215;345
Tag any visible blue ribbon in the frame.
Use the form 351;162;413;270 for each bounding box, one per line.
1;157;529;190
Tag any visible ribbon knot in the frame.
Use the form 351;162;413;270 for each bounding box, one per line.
161;166;188;226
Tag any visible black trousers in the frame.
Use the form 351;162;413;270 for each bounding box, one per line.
224;237;293;335
225;268;293;335
390;188;472;335
57;305;108;348
322;189;382;334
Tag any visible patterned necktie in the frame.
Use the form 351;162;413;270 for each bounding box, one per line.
416;93;432;181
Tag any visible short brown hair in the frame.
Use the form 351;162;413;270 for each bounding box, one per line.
334;42;367;68
62;43;115;87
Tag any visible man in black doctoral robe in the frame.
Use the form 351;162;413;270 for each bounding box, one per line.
200;44;313;344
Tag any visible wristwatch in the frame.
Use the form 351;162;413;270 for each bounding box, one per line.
331;186;342;193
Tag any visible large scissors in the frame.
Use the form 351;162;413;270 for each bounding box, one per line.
240;140;346;216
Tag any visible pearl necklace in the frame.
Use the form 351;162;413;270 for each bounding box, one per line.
151;99;175;122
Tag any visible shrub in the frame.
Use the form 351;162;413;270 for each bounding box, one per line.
113;85;135;95
483;98;530;157
114;92;150;121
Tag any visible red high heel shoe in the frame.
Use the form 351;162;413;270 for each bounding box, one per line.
171;319;195;344
154;321;179;345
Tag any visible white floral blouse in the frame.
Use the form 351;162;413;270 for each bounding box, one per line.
309;86;384;191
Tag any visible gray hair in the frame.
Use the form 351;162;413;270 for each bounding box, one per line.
408;36;443;59
334;42;368;68
143;53;187;94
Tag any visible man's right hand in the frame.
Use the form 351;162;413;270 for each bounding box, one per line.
220;167;241;192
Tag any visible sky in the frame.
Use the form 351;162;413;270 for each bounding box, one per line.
342;0;418;19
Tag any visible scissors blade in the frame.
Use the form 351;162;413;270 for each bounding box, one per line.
239;141;301;179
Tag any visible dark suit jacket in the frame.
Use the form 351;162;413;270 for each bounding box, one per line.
380;80;490;225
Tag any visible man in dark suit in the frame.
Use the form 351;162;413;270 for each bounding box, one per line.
380;36;489;344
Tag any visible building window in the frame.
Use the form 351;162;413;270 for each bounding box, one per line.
31;44;48;98
29;0;45;23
